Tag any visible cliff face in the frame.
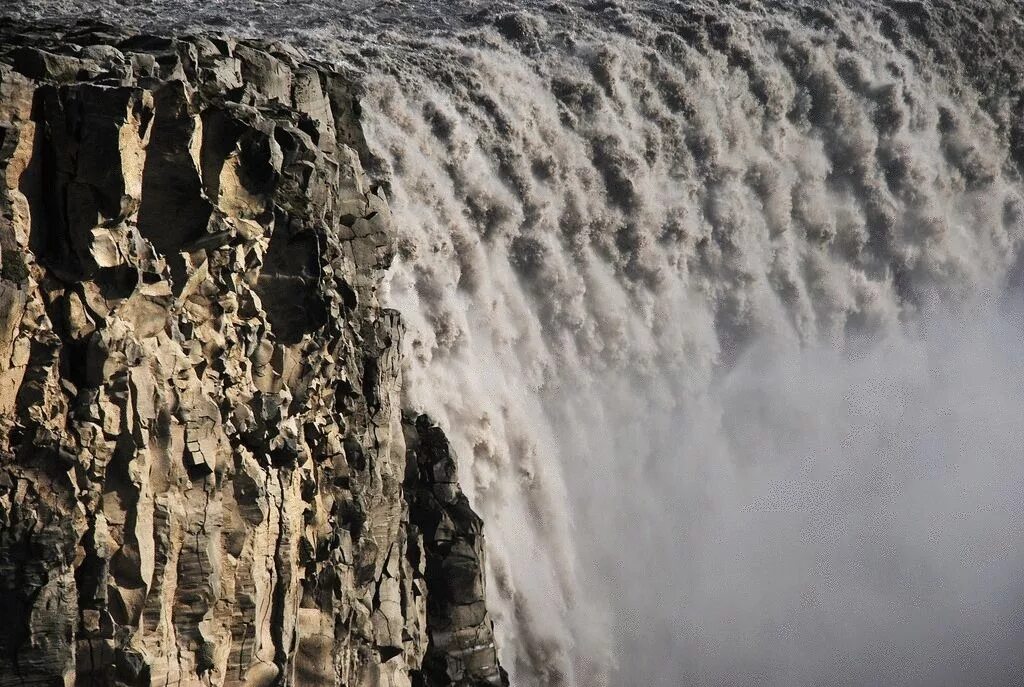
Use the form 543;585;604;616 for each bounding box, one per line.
0;21;504;687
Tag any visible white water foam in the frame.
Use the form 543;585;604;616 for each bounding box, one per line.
360;7;1024;684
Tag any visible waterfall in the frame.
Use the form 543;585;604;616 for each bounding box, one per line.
356;5;1024;684
8;1;1024;684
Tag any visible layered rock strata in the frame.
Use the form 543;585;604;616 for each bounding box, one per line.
0;20;504;687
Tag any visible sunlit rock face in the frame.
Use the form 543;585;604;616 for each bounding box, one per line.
0;22;503;687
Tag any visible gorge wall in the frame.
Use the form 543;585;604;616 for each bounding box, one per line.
0;21;504;687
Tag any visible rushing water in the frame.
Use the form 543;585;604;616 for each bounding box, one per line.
7;2;1024;684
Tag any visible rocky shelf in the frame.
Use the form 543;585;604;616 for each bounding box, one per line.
0;19;505;687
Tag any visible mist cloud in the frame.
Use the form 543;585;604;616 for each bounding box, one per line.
560;304;1024;686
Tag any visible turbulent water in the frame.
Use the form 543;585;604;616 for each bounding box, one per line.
8;2;1024;685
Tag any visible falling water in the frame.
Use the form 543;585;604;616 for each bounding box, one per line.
354;5;1024;685
8;2;1024;684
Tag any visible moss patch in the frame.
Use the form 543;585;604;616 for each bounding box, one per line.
1;246;29;284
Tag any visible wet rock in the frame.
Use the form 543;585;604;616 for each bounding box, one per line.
404;415;509;687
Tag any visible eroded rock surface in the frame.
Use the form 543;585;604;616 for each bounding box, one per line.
0;20;504;687
403;415;507;687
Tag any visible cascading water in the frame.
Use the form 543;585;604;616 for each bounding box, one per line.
8;2;1024;684
354;6;1024;684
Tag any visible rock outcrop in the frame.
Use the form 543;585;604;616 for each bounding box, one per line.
0;20;505;687
403;416;507;687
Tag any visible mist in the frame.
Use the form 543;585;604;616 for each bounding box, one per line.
556;301;1024;686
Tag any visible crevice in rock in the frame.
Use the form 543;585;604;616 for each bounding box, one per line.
136;81;212;256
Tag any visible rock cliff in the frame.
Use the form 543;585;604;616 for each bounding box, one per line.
0;20;505;687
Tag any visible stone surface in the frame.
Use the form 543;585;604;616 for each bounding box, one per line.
404;415;507;687
0;20;505;687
